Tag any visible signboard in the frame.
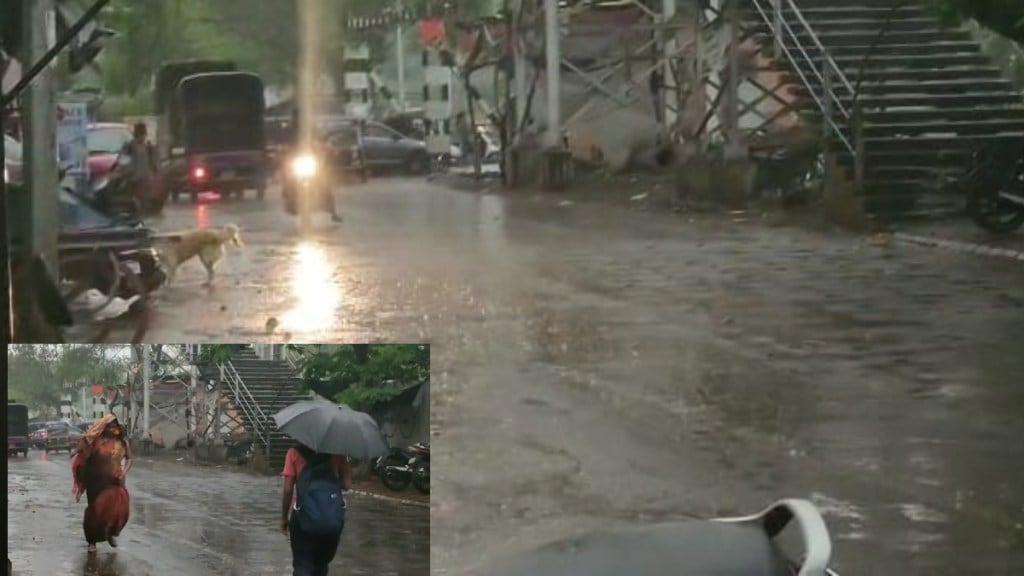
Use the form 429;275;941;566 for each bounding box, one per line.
56;101;89;182
91;384;104;396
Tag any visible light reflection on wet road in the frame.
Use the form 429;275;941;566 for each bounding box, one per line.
7;451;428;575
92;178;1024;574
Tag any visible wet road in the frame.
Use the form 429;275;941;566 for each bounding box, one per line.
7;450;428;575
103;178;1024;574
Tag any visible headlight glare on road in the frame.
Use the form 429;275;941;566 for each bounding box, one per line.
291;153;318;179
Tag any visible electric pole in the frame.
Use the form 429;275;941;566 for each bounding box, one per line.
395;0;406;110
142;344;150;439
22;0;60;272
542;0;560;149
662;0;677;133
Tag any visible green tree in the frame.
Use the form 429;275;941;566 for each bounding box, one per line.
196;344;250;366
930;0;1024;44
7;345;130;417
287;344;429;411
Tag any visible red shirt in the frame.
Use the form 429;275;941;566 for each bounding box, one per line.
281;448;351;508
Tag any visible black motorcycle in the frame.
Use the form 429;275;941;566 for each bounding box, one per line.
380;442;430;494
964;140;1024;234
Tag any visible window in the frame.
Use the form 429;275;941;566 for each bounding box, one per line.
364;124;396;139
5;135;22;162
327;127;359;148
87;127;132;155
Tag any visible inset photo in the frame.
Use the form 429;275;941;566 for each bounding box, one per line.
7;343;429;576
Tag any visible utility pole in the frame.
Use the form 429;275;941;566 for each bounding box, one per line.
722;0;743;158
513;0;527;141
395;1;406;110
662;0;677;133
542;0;560;148
142;344;150;439
22;0;60;272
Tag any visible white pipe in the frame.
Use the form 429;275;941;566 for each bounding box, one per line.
543;0;561;148
142;345;150;438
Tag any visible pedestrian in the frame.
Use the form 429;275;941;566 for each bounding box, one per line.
121;122;157;206
71;414;133;553
281;442;352;576
455;112;474;160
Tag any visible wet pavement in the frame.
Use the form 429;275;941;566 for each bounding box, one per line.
91;177;1024;574
7;450;428;575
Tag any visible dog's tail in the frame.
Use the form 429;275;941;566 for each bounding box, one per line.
225;223;244;247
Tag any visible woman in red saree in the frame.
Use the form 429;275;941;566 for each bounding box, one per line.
71;414;133;553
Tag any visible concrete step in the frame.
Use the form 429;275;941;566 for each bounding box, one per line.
860;132;1024;151
807;41;982;57
858;118;1024;137
821;53;993;69
858;148;973;166
798;92;1024;108
774;28;972;47
795;0;929;7
792;78;1017;97
859;106;1024;123
747;16;945;34
786;66;1005;83
864;165;967;181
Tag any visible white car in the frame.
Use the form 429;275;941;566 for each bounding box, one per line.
4;133;23;184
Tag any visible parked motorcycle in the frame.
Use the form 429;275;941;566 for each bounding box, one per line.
380;442;430;494
964;140;1024;234
486;499;840;576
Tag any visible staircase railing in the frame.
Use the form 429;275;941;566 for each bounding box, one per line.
748;0;865;190
220;360;271;459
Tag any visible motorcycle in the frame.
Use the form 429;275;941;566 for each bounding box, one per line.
281;149;330;228
380;442;430;494
964;140;1024;234
485;499;840;576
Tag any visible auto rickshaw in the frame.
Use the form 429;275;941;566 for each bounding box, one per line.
170;72;269;203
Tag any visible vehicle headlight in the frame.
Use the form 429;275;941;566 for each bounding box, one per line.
290;153;318;179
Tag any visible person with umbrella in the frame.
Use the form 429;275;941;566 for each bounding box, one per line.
274;400;388;576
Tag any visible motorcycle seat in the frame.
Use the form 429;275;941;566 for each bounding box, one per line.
486;519;793;576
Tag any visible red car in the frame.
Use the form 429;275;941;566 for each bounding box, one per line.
86;122;133;184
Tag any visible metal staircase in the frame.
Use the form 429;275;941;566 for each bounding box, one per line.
746;0;1024;217
219;346;310;471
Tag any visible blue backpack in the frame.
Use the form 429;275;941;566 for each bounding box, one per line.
294;455;346;535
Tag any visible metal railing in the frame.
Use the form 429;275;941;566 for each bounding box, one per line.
748;0;865;190
221;360;271;459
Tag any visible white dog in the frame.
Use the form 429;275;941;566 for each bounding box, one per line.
157;224;243;286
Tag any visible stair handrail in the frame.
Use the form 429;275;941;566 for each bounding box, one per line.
748;0;857;156
220;360;271;457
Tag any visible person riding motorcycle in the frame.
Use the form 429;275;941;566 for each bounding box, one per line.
118;123;157;210
287;106;341;223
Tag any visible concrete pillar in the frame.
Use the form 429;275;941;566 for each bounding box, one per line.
342;42;372;120
542;0;561;149
422;48;453;155
662;0;678;132
142;345;150;438
21;0;60;272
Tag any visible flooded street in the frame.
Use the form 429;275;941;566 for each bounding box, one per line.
7;450;429;575
101;178;1024;574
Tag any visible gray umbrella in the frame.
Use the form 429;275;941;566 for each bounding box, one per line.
272;399;388;459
